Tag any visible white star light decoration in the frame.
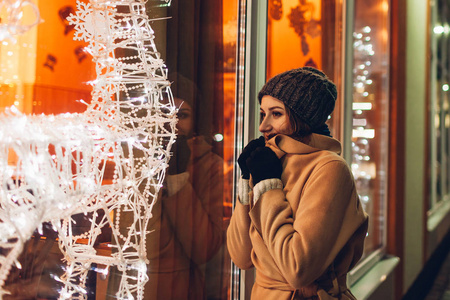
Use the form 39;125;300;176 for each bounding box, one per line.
0;0;176;299
71;1;118;44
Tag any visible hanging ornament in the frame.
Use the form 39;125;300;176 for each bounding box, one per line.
288;0;321;56
269;0;283;20
58;5;76;35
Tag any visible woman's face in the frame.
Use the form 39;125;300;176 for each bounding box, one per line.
259;95;293;141
174;97;193;137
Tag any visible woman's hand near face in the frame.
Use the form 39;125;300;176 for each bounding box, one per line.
237;136;265;179
246;146;282;185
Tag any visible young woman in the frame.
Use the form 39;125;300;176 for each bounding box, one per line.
227;67;368;299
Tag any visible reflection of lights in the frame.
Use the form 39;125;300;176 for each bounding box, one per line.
366;79;373;85
446;115;450;128
213;133;223;142
434;24;450;35
434;26;444;35
353;102;373;110
355;86;365;94
356;75;367;81
381;28;389;43
353;118;367;126
363;26;371;33
361;195;370;203
442;84;449;91
353;128;375;139
380;1;389;13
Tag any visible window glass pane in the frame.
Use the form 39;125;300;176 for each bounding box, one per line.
429;0;450;211
0;1;236;299
266;0;343;137
149;1;235;298
351;0;389;256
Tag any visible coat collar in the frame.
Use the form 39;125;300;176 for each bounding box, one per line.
266;134;342;159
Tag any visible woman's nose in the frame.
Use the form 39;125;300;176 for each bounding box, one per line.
259;117;270;132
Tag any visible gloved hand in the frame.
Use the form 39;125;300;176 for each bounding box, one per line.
168;135;191;175
237;136;265;179
246;146;282;185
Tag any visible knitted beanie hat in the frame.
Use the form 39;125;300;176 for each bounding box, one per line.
258;67;337;130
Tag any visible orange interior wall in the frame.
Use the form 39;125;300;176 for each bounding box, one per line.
267;0;322;78
34;0;95;114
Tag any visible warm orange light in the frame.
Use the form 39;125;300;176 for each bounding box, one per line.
380;0;389;13
267;0;323;78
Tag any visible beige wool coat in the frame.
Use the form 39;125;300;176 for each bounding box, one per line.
227;134;368;300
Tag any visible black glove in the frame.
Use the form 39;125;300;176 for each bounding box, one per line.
168;135;191;175
237;136;265;179
246;146;282;185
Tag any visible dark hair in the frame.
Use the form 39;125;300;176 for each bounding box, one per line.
285;105;312;143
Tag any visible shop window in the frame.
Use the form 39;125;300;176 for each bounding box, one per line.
266;0;390;281
0;0;236;299
429;0;450;215
351;0;390;259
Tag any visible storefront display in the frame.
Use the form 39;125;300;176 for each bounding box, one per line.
265;0;390;281
0;1;177;298
0;0;399;298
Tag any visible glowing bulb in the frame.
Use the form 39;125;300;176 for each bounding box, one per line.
213;133;223;142
362;26;371;33
434;25;444;35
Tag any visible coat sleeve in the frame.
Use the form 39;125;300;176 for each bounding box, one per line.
226;181;254;270
248;160;359;288
162;155;224;265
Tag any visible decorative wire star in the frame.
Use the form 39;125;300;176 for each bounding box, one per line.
67;1;118;44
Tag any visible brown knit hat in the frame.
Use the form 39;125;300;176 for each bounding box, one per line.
258;67;337;130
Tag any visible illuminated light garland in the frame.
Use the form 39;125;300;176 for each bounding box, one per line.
351;26;374;209
0;0;41;42
0;0;176;299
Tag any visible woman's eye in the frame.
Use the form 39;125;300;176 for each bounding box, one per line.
273;111;282;117
177;112;190;120
260;112;266;120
